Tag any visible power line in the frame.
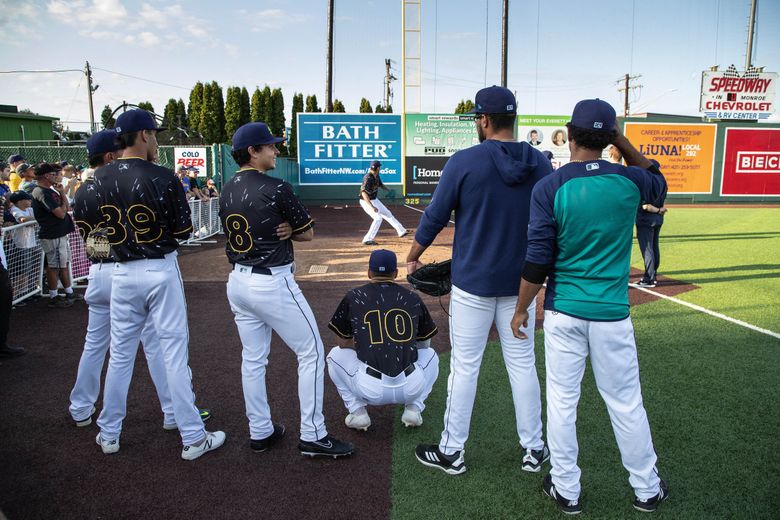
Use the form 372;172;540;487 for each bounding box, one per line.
91;67;189;90
0;69;82;74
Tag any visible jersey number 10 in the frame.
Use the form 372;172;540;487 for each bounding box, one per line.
363;309;414;344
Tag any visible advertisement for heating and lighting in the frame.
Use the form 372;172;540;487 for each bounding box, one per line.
624;123;717;194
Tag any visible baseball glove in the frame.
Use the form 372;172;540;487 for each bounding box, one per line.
85;227;111;260
407;259;452;297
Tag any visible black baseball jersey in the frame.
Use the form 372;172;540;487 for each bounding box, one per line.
73;177;118;263
219;168;313;267
328;281;438;377
31;186;75;239
93;157;192;261
360;172;384;200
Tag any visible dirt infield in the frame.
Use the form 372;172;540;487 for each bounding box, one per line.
0;205;696;519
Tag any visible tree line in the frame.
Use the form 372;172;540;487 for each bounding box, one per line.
99;84;394;157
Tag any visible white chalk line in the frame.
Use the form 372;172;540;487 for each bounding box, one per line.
403;204;778;340
631;285;780;340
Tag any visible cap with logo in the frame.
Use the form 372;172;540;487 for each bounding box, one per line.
86;129;120;155
470;85;517;114
570;99;616;133
232;122;285;151
370;160;382;169
16;163;31;174
369;249;397;274
114;109;163;135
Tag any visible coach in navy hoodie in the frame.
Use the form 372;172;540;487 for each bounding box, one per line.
407;86;553;475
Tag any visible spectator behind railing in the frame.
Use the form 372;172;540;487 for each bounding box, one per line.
17;164;37;194
202;177;219;198
0;167;10;198
0;194;26;358
8;191;38;296
7;154;25;192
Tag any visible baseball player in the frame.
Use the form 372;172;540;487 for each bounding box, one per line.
94;109;224;460
69;129;211;430
326;249;439;431
219;122;352;457
510;99;668;514
407;86;552;476
359;160;408;245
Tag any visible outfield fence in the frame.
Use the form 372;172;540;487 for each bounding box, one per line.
2;198;221;305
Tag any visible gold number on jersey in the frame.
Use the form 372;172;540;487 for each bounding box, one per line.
225;214;253;253
363;308;414;345
101;205;128;245
98;204;161;245
75;220;92;241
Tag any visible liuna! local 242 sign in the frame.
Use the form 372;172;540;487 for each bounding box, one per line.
700;66;777;120
297;113;402;185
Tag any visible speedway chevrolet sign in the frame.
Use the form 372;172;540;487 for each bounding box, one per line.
700;68;777;120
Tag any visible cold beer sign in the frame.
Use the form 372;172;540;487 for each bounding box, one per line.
297;113;402;185
700;69;777;120
174;147;208;177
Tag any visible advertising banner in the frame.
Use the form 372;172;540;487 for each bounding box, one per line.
517;115;571;169
173;147;208;177
624;123;717;194
404;114;478;197
720;128;780;196
297;113;402;185
700;69;777;120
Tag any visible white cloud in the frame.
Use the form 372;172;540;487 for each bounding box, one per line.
0;0;41;39
250;8;307;32
47;0;128;28
138;31;160;47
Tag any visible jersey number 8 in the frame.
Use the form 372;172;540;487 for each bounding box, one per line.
225;214;253;253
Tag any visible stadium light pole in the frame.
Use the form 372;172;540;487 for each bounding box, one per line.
325;0;334;112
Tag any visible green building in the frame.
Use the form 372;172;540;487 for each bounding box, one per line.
0;105;58;145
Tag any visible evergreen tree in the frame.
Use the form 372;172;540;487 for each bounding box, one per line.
333;99;346;113
269;88;287;155
289;93;304;159
137;101;155;113
385;104;393;113
240;86;251;126
100;105;115;128
305;94;321;113
188;82;204;137
176;98;187;128
224;86;242;142
359;98;373;113
454;99;475;114
201;82;226;143
261;85;273;123
162;98;178;129
250;87;264;122
374;105;385;113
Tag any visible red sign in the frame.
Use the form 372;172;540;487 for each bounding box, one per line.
721;128;780;196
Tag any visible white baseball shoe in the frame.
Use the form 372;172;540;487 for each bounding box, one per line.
181;431;226;461
345;410;371;431
401;406;423;427
95;433;119;454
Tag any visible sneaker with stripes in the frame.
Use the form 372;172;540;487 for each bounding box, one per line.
522;444;550;472
414;444;466;475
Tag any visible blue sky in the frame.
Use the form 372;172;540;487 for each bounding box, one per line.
1;0;778;132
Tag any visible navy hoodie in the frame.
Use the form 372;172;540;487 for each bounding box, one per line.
415;139;552;297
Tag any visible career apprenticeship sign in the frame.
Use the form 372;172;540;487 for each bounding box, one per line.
297;113;402;185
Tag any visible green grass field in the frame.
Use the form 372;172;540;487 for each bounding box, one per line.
391;207;780;519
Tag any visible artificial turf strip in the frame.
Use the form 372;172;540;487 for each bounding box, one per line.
630;207;780;331
390;299;780;519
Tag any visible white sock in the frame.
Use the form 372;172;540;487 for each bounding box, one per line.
49;290;58;298
64;286;73;295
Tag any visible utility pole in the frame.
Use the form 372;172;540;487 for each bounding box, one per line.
325;0;334;112
384;58;397;111
85;61;98;133
745;0;757;70
500;0;508;87
617;73;642;117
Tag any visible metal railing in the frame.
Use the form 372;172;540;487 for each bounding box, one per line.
180;197;222;245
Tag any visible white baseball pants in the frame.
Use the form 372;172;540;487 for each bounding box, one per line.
69;263;174;424
326;345;439;413
438;285;544;455
227;263;328;442
359;198;407;243
97;252;206;446
543;310;661;500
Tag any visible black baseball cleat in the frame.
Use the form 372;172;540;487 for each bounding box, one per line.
0;344;26;358
543;473;582;515
633;479;669;513
522;444;550;472
362;240;378;246
250;424;285;452
298;435;353;458
399;231;410;238
415;444;466;475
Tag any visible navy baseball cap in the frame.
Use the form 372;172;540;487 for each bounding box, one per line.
370;160;382;169
9;190;32;203
34;163;59;177
8;154;24;163
369;249;397;274
570;99;616;133
115;109;163;135
470;85;517;114
86;130;120;155
232;122;285;151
